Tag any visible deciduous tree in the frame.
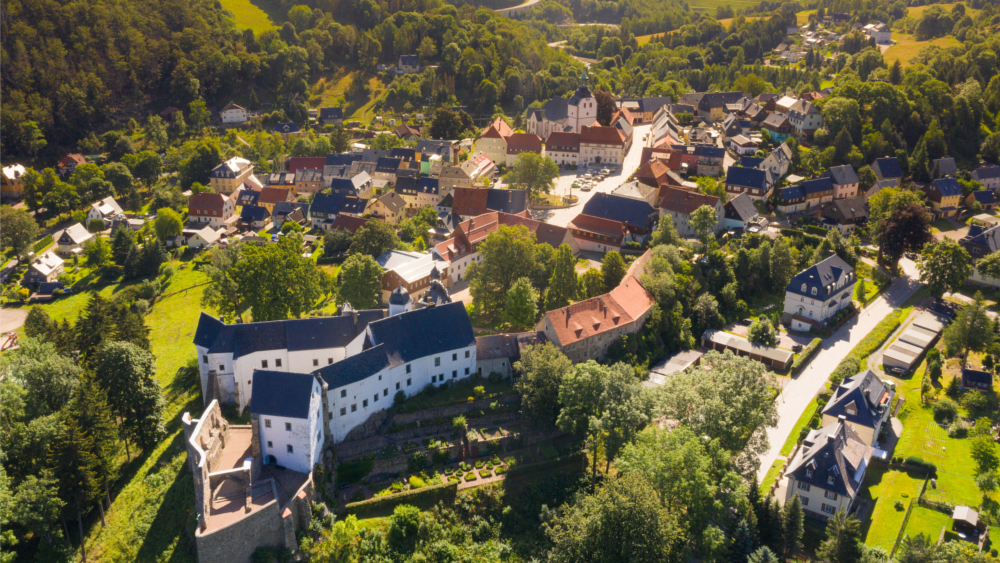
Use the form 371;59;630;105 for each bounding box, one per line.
545;244;578;311
467;225;540;316
504;152;559;201
0;206;39;261
502;277;539;331
338;253;384;310
153;208;183;242
917;239;972;298
514;343;571;430
348;218;401;258
601;251;627;291
94;341;165;456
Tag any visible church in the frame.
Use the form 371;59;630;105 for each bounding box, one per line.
525;85;598;139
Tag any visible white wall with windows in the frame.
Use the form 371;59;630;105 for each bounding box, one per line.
258;379;324;474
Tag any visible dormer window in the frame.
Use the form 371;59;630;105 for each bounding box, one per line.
811;287;818;296
827;474;836;484
801;283;807;292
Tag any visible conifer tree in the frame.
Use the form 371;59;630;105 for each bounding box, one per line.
731;518;756;563
782;495;804;559
49;418;100;562
69;374;122;525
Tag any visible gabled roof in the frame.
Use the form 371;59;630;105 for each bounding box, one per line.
236;190;261;206
326;153;362;167
221;101;245;112
211;156;252;178
740;156;764;168
399;55;419;66
658;186;720;215
800;176;835;196
91;196;123;217
273;122;301;134
319;107;344;121
294;169;324;184
873;157;903;179
826;164;860;185
786;254;854;298
785;420;873;498
505;133;543;154
481;116;513;140
933;157;958;177
822;369;892;430
963;368;993;386
581;193;656;230
962;223;1000;253
762;112;790;130
973;190;997;205
250;371;316;419
287;157;326;173
567;214;626;242
973;166;1000;181
330;214;369;233
29;251;64;276
395;124;420;139
58;223;94;245
258;186;292;205
724;193;757;223
262;172;296;186
375;157;402;174
726;166;769;191
240;206;271;222
192;192;231;211
365;302;475;368
544;132;581;150
273;201;309;218
452;188;527;217
823;197;868;223
580;126;626;146
932;177;962;197
375;191;406;213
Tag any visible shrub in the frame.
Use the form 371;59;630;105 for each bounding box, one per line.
904;456;938;474
345;481;458;518
464;472;477;482
348;490;365;503
933;398;959;422
459;462;470;472
473;385;485;398
478;469;492;478
432;448;450;466
963;391;989;413
791;338;822;374
494;465;507;475
948;420;968;438
391;481;404;492
448;475;460;483
393;390;406;407
475;460;484;469
159;263;176;279
408;475;427;489
799;426;811;441
32;235;53;253
894;500;905;510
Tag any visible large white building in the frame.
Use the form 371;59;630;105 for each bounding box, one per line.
525;86;597;139
782;255;856;331
220;102;249;124
250;370;325;473
194;302;477;444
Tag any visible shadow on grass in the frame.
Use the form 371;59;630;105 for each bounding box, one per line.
135;436;198;562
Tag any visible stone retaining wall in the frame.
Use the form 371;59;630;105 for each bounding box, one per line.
387;412;518;441
393;395;519;425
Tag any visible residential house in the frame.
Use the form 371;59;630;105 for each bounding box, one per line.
505;133;544;167
432;212;579;284
395;124;421;141
567;214;627;252
863;22;891;44
394;176;442;211
872;157;903;187
741;156;765;169
397;55;420;73
725;166;772;201
783;419;874;518
310;190;368;229
615;96;673;123
24;251;65;286
658;186;724;238
236;189;260;208
451;187;529;219
723;192;765;231
822;369;894;446
369;192;407;225
159;106;180;122
973;166;1000;191
272;201;310;229
612;181;660;207
87;196;124;224
1;164;26;200
189;193;237;229
287;156;326;174
761;142;794;179
250;371;324;474
782;254;856;331
775;177;835;213
186;225;223;249
729;135;758;156
762;113;794;143
291;169;324;196
416;139;455;163
257;187;295;214
273;122;303;142
581;193;658;235
933;157;958;178
721;114;749;141
237;206;271;231
634;157;685;190
475;117;513;167
694;146;725;177
525;86;597;138
220;102;248;124
262;172;297;194
332;173;375;200
372;157;403;184
58;154;87;176
324;153;363;178
439;154;495;194
475;332;547;379
821;197;868;233
825;165;861;199
923;177;963;218
377;250;450;305
329;214;368;234
677;91;747;122
545;132;582;166
969;190;998;212
536;251;654;362
319;107;344;126
55;223;94;256
866;179;897;201
787;99;823;136
961;369;993;392
580;126;629;166
210;156;255;194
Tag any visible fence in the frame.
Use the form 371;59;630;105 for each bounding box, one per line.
890;475;931;557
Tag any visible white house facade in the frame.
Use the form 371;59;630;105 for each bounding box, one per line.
783;255;856;331
251;371;324;473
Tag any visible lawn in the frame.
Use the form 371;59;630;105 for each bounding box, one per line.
861;464;927;550
901;505;955;544
309;71;387;125
780;398;819;456
884;32;962;67
759;459;785;494
219;0;279;33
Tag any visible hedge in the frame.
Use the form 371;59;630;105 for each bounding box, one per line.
345;481;458;517
791;338;822;374
336;458;374;483
779;228;824;247
828;307;908;385
33;234;53;253
803;225;828;237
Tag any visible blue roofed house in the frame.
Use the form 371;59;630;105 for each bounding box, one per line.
782;254;856;331
725;166;773;201
775;177;834;214
397;55;420;74
319;107;344;126
783;418;874;519
961;224;1000;287
922;177;962;218
581;192;659;235
821;369;893;446
273;122;303;142
238;205;271;230
310;190;369;229
251;371;325;473
871;157;903;187
740;156;764;168
968;189;998;212
972;166;1000;192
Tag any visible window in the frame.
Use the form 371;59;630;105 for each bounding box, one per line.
267;441;272;448
276;359;282;368
262;360;268;368
340;389;347;398
406;364;412;373
374;393;378;402
465;350;470;358
287;445;294;453
351;404;357;412
453;370;457;378
265;419;271;428
313;359;319;367
363;399;368;407
825;491;838;501
378;375;382;381
407;378;412;386
432;375;437;383
220;365;225;372
800;496;809;506
285;422;292;431
328;358;333;364
383;389;388;397
452;353;457;361
203;355;208;363
797;482;811;492
822;503;836;514
465;367;470;375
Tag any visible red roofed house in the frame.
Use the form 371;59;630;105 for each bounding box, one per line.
432;212;579;284
545;132;581;166
58;154;87;177
475;117;514;168
286;156;326;174
505;133;544;167
257;187;295;213
567;213;626;253
580;126;629;166
658;186;724;239
537;250;654;362
635;158;685;190
329;214;369;234
189;192;236;229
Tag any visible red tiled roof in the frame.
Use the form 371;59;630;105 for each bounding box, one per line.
451;188;489;217
60;153;86;166
329;215;368;233
659;186;719;215
506;133;543;155
612;107;636;124
545;132;581;150
435;211;571;263
638;147;682;169
481;117;513;139
287;157;326;173
259;187;292;205
568;214;626;242
189;192;228;214
580;125;626;146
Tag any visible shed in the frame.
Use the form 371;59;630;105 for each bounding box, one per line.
700;330;793;369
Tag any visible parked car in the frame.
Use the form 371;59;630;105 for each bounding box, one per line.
738;318;753;326
792;344;803;352
887;366;908;376
600;168;610;175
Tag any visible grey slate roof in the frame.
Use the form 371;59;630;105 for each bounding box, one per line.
326;153;362;167
581;193;657;230
250;370;315;419
240;206;270;222
274;122;301;134
826;164;859;185
320;107;343;121
822;369;892;431
724;193;757;223
485;188;528;215
365;302;475;368
726;166;768;191
399;55;419;66
873;157;902;179
273;201;309;219
314;344;391;389
973;166;1000;181
785;420;873;498
375;157;402;174
785;254;854;299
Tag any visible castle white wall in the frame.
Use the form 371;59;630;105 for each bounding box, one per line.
258;379;324;474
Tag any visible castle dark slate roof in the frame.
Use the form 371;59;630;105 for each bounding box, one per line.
786;254;854;299
193;311;386;358
250;371;315;419
314;345;391;388
365;302;475;368
389;283;411;305
822;369;892;431
581;193;656;231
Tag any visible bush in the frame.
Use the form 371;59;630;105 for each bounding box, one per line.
345;481;458;518
408;451;428;472
432;448;450;466
904;456;937;474
948;419;968;438
963;391;989;413
478;469;492;478
933;398;959;422
894;500;905;510
494;465;507;475
88;219;107;232
33;235;53;253
408;475;427;489
159;263;176;279
473;385;485;398
336;459;375;483
464;472;477;482
475;460;484;469
791;338;822;374
393;390;406;407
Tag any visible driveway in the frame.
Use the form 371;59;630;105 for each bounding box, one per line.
0;307;28;333
530;125;651;228
756;258;924;482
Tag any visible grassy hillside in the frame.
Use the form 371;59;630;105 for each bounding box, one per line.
884;32;962;67
220;0;279;32
309;71;389;125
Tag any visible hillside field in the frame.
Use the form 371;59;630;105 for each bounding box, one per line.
220;0;279;33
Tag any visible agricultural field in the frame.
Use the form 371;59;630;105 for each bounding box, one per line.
883;32;962;67
220;0;279;33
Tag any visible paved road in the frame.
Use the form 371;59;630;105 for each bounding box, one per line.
755;258;923;482
529;124;652;228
